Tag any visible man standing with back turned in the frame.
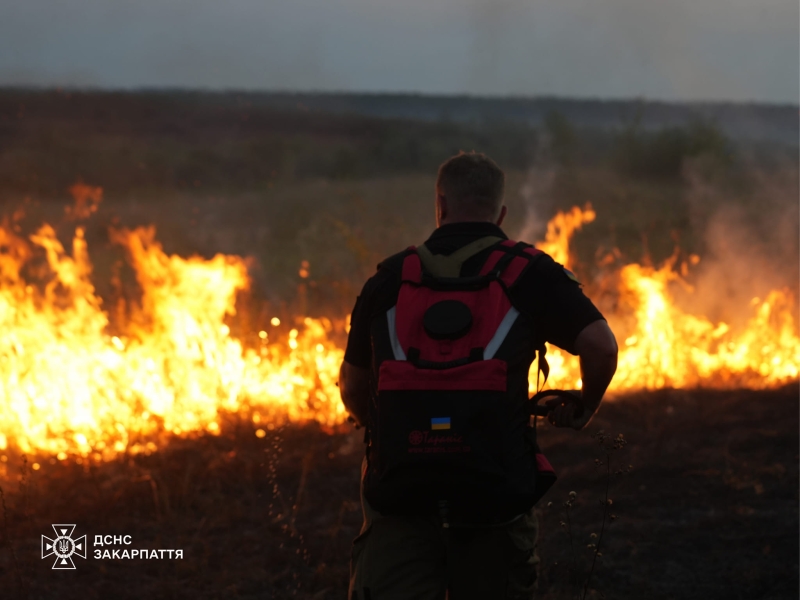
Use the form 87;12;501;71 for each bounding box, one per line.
340;151;618;600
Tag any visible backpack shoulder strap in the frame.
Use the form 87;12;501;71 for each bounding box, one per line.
479;240;544;287
415;236;504;278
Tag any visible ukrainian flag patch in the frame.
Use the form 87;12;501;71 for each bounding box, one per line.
431;417;451;430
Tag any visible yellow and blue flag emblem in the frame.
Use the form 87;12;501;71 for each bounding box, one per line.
431;417;451;430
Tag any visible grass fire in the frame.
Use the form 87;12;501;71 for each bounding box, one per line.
0;193;795;465
0;91;796;600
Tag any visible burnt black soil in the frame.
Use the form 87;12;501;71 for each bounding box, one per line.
0;384;797;600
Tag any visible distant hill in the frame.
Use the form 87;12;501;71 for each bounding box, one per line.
213;92;799;146
0;88;795;199
2;88;798;145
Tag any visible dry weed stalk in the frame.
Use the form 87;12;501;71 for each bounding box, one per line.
556;430;631;600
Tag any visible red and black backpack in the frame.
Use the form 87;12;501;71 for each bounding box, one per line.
364;237;557;525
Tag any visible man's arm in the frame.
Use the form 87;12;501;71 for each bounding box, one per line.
339;360;371;428
548;319;618;430
339;260;400;429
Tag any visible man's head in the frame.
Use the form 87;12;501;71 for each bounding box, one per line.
435;152;507;227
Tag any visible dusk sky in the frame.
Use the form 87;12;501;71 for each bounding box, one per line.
1;0;797;103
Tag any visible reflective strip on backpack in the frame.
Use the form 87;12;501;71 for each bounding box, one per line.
386;306;406;360
483;307;519;359
389;304;517;362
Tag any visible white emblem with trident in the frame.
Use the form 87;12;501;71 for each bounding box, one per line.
42;524;87;569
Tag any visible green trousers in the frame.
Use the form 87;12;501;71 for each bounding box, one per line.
349;459;539;600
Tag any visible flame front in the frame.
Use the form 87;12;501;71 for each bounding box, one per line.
0;223;345;460
541;261;800;392
0;201;797;462
537;206;800;392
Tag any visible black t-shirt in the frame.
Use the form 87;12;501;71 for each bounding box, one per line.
344;222;604;368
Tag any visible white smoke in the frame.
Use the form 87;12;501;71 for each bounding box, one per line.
676;160;799;327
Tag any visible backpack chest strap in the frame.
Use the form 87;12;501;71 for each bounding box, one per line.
401;239;542;287
415;236;504;278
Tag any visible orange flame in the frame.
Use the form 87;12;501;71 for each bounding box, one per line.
536;207;800;392
535;203;596;268
0;200;796;463
0;223;344;461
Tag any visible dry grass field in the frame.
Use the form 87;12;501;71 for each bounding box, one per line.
0;385;796;599
0;90;797;599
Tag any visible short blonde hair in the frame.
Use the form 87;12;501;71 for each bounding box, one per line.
436;152;505;220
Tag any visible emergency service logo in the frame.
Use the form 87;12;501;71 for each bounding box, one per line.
42;524;86;569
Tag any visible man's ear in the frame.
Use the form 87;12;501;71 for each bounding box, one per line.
436;194;448;227
496;205;507;227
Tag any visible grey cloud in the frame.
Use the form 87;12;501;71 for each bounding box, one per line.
0;0;796;102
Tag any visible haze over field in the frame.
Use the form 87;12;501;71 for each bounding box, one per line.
1;0;798;103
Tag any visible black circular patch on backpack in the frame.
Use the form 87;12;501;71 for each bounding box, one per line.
423;300;473;340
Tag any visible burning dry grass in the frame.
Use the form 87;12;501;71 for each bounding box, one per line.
0;194;796;467
532;204;799;392
0;203;347;462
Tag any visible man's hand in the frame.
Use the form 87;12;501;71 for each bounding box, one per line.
544;391;590;430
552;319;618;430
